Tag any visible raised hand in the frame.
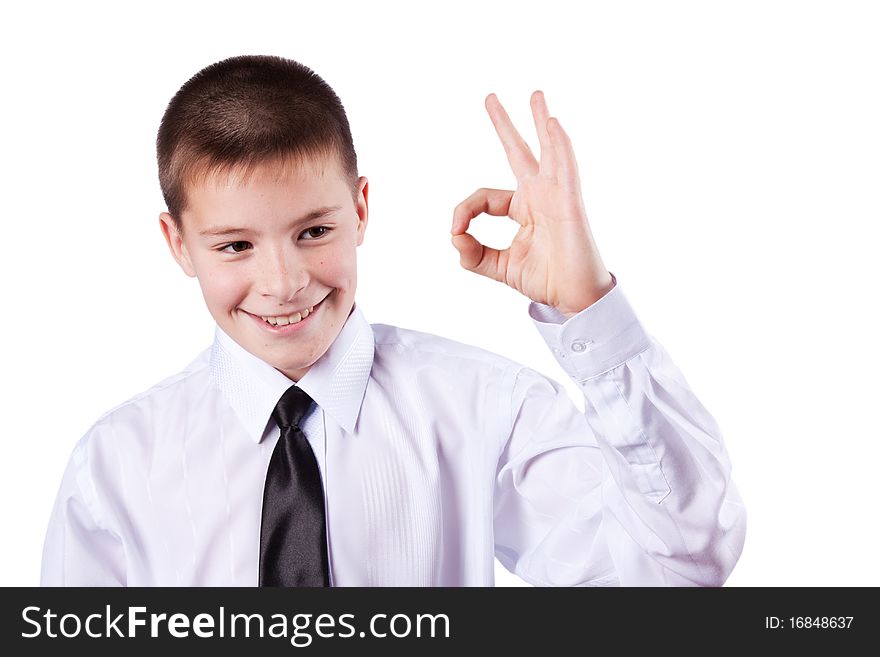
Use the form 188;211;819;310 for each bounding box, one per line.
451;91;614;318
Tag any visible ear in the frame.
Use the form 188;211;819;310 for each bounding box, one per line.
355;176;369;247
159;212;197;277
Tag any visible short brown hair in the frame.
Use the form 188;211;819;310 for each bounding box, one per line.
156;54;359;231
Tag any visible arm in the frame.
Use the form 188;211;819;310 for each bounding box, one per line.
452;91;745;585
41;439;126;586
493;274;746;586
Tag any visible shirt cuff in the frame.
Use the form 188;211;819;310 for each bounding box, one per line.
527;272;652;381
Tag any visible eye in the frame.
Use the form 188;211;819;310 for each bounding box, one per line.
219;241;252;253
301;226;331;240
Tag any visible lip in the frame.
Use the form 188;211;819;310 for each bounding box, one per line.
244;295;327;336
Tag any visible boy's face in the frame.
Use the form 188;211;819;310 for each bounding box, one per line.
160;153;368;381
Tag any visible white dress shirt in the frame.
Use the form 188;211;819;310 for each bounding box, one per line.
41;274;746;586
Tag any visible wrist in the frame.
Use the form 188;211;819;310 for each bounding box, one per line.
558;271;616;319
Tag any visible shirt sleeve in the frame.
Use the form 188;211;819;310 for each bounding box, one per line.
492;272;747;586
41;436;127;586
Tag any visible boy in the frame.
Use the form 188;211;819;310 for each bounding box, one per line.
41;54;746;586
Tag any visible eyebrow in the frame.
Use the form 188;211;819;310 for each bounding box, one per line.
198;205;343;238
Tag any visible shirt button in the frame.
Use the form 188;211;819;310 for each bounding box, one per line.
571;340;589;353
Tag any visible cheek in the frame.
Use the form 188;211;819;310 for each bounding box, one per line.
314;246;357;289
198;265;251;308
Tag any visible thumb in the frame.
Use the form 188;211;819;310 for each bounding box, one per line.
451;233;506;283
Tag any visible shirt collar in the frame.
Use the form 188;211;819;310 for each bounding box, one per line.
210;302;375;442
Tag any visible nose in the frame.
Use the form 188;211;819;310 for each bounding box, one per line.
259;244;308;302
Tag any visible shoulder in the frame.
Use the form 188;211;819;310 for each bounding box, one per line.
370;321;525;375
370;321;572;405
53;346;214;509
80;347;214;443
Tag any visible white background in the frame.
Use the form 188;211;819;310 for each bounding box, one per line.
2;0;878;587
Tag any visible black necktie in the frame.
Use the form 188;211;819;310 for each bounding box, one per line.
259;385;330;586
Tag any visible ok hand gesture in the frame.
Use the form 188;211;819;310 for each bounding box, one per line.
451;91;614;317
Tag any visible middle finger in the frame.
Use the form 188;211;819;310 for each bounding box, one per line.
485;93;538;181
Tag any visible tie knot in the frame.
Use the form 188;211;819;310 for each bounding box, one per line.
272;385;314;430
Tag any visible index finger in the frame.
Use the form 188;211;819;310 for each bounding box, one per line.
451;187;517;235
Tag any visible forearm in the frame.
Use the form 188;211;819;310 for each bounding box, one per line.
530;276;746;585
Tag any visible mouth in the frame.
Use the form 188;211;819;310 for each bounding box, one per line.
244;294;329;334
260;305;314;326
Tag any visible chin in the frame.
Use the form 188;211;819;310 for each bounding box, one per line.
277;349;322;372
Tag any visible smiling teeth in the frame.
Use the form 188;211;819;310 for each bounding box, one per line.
261;305;314;326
